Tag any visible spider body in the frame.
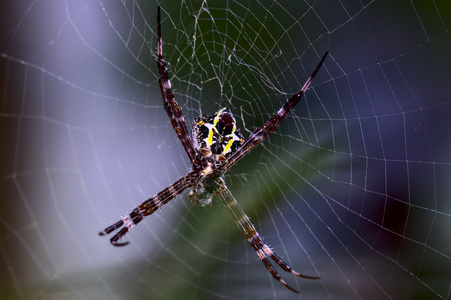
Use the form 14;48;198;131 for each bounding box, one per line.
193;108;244;161
188;107;243;206
100;6;328;293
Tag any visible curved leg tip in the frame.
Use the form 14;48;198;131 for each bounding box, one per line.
296;273;320;280
111;240;130;247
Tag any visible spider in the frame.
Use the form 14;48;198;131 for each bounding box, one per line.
99;6;328;293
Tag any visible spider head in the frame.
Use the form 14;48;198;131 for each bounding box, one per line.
187;168;219;206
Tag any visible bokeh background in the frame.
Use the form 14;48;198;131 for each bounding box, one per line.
1;0;450;299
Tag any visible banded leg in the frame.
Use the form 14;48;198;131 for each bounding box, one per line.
214;177;319;293
157;6;200;168
99;171;200;246
224;51;328;171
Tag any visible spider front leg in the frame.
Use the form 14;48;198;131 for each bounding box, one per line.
99;208;143;246
100;171;199;246
214;178;319;293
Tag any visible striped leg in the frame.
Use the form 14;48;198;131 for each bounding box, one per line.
99;171;199;246
224;51;328;171
214;178;319;293
157;6;200;168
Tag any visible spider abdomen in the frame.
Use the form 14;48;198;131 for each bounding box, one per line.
192;108;244;160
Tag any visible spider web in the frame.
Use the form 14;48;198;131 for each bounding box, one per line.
1;0;450;299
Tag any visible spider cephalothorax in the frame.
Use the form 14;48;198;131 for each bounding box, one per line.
100;6;328;293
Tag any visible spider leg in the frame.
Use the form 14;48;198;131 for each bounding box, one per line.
99;208;143;246
100;171;199;246
224;51;328;171
215;178;318;293
157;6;200;169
